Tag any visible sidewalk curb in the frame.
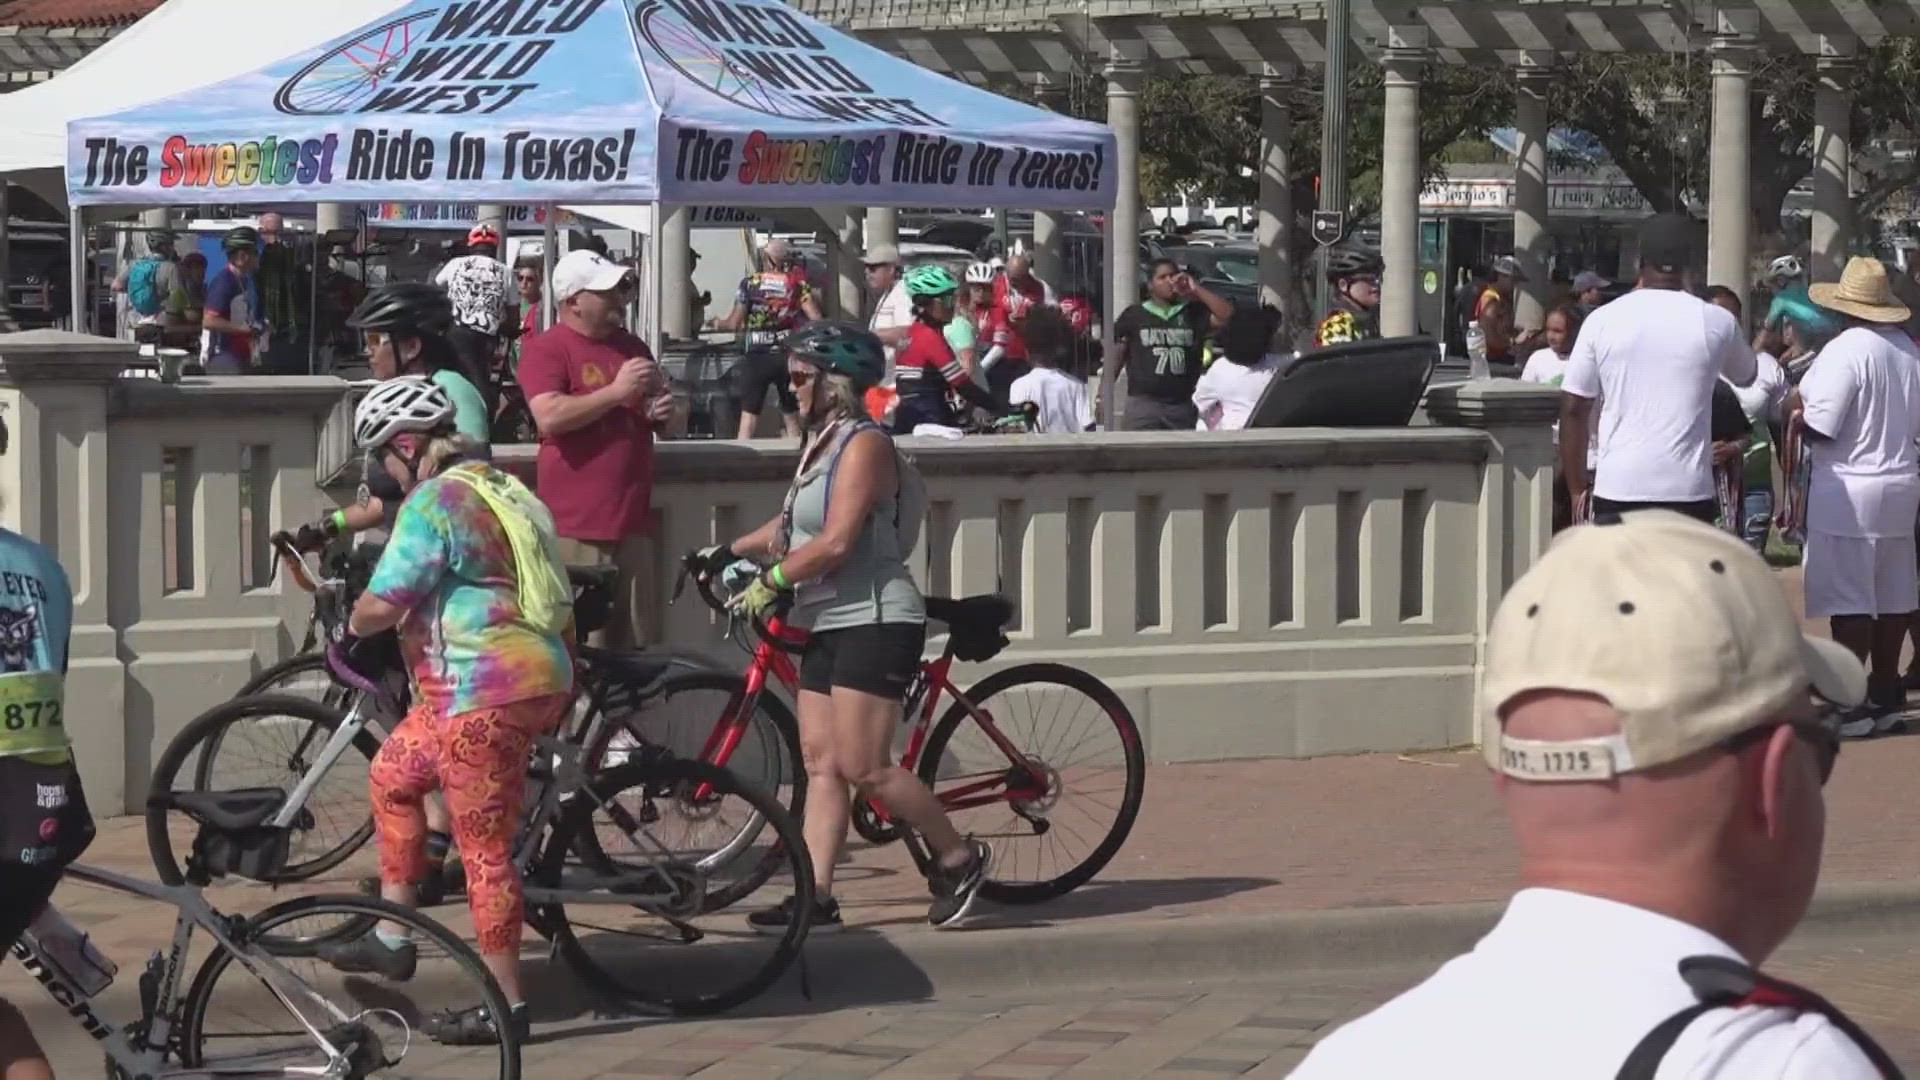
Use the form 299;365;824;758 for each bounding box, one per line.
783;882;1920;1005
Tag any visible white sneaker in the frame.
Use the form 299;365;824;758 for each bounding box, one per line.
1873;712;1909;736
1838;711;1879;740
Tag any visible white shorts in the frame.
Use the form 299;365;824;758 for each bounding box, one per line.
1803;530;1920;618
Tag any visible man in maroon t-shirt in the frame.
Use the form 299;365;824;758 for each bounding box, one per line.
516;249;673;647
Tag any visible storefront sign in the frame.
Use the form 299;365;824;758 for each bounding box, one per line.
1421;178;1651;216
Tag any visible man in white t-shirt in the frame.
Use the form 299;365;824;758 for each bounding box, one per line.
1561;213;1757;525
1292;513;1893;1080
863;244;914;385
1784;257;1920;735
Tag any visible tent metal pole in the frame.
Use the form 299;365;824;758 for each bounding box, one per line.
646;202;664;360
541;203;559;330
68;204;86;333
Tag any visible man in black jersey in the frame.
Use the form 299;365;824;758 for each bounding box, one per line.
1114;259;1234;430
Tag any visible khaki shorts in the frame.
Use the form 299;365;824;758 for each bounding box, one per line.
556;534;656;648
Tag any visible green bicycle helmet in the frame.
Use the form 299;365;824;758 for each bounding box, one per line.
786;321;887;389
222;225;261;252
904;264;959;299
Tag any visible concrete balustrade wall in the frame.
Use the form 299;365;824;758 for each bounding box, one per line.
4;330;1559;813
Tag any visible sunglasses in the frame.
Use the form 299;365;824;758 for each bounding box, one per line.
1722;720;1840;785
788;369;815;388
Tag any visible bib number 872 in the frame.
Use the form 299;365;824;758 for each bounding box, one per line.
3;699;61;731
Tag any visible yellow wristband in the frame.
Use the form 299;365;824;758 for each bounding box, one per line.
769;564;790;590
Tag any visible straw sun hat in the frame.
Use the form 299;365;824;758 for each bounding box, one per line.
1809;257;1911;324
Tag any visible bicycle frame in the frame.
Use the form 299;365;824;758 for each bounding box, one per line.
13;864;358;1078
697;614;1044;826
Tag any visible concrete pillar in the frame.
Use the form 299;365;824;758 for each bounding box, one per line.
1104;46;1144;337
1707;36;1755;306
475;204;507;244
1812;39;1854;284
1512;55;1553;329
1378;30;1426;339
1030;76;1069;288
835;208;863;318
315;203;348;236
661;205;693;340
865;206;899;255
1258;63;1296;316
0;184;9;326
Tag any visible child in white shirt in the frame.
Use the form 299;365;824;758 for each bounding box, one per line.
1194;305;1295;430
1008;306;1095;434
1520;304;1592;531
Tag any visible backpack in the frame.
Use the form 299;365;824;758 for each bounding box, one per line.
438;466;573;638
128;257;165;317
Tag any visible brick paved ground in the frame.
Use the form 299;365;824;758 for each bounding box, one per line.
12;566;1920;1076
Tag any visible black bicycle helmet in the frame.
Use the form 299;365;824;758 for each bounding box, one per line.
222;225;260;252
1325;245;1384;283
786;321;887;390
348;281;455;335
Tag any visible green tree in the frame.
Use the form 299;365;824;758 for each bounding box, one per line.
1036;64;1510;316
1551;40;1920;257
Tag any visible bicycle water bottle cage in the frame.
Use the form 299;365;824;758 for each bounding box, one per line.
164;788;294;884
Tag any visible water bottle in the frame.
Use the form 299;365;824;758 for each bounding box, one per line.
21;907;117;998
1466;320;1490;380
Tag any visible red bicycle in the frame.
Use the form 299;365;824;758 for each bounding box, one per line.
672;555;1146;904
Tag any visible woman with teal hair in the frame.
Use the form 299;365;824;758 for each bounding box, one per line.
1758;286;1846;556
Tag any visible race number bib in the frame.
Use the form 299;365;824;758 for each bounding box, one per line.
0;671;67;761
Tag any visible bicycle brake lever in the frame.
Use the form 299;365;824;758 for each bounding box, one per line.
672;562;690;603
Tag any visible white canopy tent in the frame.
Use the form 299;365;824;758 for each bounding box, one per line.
56;0;1117;352
0;0;412;207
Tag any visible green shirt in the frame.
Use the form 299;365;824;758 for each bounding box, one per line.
430;369;492;448
944;316;977;355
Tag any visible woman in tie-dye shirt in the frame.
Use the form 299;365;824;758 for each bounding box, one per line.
323;375;570;1045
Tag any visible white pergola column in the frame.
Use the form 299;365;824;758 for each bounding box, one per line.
1258;62;1296;315
1378;28;1426;339
1104;45;1145;340
865;206;899;256
1707;24;1757;307
660;206;693;339
1512;53;1553;329
834;208;863;318
1031;75;1068;289
1812;37;1855;284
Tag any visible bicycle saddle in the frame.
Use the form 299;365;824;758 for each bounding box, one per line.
566;564;618;591
925;595;1014;636
157;788;285;832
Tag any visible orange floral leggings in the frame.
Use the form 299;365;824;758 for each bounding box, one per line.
369;694;568;955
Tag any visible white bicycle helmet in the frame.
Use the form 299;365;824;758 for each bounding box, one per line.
965;261;997;285
355;376;457;450
1768;254;1805;285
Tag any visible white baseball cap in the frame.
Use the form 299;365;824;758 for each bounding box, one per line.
552;249;632;303
1481;512;1863;782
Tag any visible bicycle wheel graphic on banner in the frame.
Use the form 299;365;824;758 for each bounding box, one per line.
275;12;440;116
632;0;828;121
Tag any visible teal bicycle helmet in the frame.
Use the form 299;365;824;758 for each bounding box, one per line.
787;321;887;389
904;264;958;298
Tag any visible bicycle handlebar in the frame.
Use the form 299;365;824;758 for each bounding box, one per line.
269;532;323;594
674;550;804;654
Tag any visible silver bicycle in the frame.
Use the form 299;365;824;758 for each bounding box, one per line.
12;791;518;1077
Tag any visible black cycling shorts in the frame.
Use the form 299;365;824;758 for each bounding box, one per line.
798;622;926;701
734;347;798;417
0;757;93;960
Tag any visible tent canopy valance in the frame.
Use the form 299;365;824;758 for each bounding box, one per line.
65;0;1118;211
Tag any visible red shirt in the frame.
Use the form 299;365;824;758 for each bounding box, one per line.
991;274;1052;361
516;322;657;542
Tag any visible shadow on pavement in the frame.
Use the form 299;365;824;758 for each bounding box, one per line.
849;875;1281;931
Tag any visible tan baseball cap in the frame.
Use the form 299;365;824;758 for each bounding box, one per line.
1481;511;1864;782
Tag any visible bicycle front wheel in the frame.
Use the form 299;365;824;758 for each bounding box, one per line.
148;693;380;886
587;669;805;911
543;758;813;1016
918;662;1146;902
178;893;519;1077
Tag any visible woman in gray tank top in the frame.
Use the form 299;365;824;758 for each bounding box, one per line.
690;323;991;933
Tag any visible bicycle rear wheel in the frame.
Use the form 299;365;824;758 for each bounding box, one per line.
148;693;380;887
586;669;805;911
541;758;813;1016
917;662;1146;902
178;893;520;1076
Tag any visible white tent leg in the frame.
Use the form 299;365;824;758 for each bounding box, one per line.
68;205;86;333
646;202;664;359
541;203;559;331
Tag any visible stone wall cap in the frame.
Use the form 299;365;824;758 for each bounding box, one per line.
485;427;1493;486
111;376;350;420
1424;378;1560;428
0;330;140;385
